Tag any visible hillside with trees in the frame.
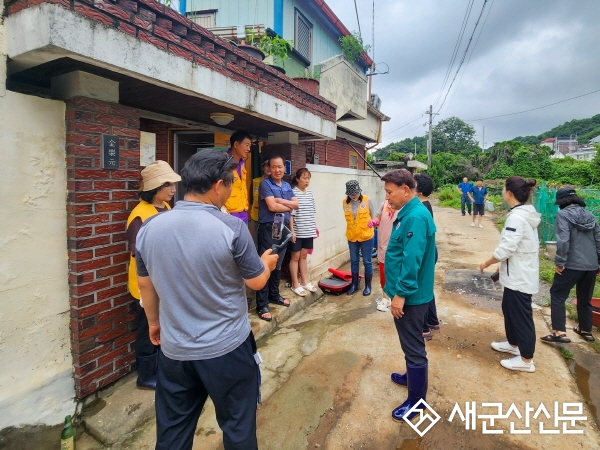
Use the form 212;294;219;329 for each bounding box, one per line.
512;114;600;145
374;115;600;189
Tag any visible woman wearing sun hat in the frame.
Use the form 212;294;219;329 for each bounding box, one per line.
343;180;376;295
126;160;181;389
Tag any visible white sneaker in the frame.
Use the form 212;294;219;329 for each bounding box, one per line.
478;224;483;228
471;222;475;227
500;355;535;373
491;341;520;356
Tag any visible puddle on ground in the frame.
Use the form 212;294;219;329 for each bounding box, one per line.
569;352;600;428
398;438;424;450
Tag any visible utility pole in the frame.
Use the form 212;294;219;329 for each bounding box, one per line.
426;105;433;167
482;126;485;152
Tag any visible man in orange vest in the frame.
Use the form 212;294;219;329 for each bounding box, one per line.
224;130;252;224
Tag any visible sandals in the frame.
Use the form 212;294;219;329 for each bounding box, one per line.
291;286;308;296
257;307;272;322
573;327;595;342
269;296;290;307
303;283;318;293
540;333;571;343
428;324;441;331
422;332;432;340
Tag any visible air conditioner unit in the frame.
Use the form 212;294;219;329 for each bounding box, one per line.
370;94;382;110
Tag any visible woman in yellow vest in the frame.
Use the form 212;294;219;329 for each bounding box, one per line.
126;160;180;390
343;180;376;296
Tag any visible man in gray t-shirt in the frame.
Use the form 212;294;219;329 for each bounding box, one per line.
136;151;278;450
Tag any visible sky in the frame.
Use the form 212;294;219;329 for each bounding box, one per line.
324;0;600;149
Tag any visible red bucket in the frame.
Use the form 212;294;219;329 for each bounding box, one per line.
573;297;600;326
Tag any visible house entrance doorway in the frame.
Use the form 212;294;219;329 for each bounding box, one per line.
173;131;228;201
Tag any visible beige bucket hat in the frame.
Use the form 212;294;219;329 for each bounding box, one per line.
140;160;181;191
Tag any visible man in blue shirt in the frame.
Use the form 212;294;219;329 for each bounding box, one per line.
256;156;299;321
456;177;473;216
468;178;488;228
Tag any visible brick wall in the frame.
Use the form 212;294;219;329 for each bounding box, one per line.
7;0;336;123
261;138;367;175
66;97;141;398
314;138;366;170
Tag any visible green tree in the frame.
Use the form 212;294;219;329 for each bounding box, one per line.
432;117;480;155
372;136;427;160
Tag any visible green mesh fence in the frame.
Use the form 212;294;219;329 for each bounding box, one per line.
532;182;600;244
532;182;557;244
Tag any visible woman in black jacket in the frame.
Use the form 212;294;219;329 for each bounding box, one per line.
541;187;600;343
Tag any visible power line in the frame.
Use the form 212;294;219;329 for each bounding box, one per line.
383;114;425;136
432;0;475;109
436;0;489;115
383;121;427;142
354;0;362;39
372;0;375;63
466;88;600;122
444;0;494;112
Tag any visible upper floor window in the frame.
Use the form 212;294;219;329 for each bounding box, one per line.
349;152;358;169
187;10;216;29
295;10;313;62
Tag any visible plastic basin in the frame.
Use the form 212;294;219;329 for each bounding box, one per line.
573;297;600;326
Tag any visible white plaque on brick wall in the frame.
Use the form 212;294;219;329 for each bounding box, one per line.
140;131;156;167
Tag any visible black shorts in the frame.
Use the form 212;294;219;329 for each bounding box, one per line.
288;237;314;252
473;203;485;216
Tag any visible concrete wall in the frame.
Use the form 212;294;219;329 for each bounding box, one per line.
0;90;73;428
305;164;385;277
317;55;367;121
338;108;381;143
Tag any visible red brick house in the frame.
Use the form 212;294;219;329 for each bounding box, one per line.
1;0;339;428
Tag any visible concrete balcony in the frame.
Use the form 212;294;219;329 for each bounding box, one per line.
316;54;368;121
4;1;337;140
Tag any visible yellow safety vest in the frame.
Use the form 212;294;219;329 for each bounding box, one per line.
343;195;374;242
126;200;171;300
224;164;248;214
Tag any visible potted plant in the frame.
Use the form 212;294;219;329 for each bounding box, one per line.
256;35;293;74
292;69;320;94
238;28;266;61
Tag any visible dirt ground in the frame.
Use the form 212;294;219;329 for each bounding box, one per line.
79;204;600;450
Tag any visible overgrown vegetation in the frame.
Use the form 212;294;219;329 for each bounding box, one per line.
256;35;293;66
373;115;600;190
565;302;578;322
437;186;461;209
557;345;574;360
339;31;371;63
513;114;600;146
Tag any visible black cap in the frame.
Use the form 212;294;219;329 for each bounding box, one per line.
555;187;577;204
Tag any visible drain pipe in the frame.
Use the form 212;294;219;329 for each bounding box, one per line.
342;138;382;179
324;140;329;165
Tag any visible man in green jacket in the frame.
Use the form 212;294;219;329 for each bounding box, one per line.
381;169;436;423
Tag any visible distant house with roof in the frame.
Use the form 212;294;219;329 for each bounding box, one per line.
541;136;579;159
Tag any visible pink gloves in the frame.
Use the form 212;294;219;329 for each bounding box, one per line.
367;219;380;228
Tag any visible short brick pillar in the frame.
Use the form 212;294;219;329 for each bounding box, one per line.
65;97;141;398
